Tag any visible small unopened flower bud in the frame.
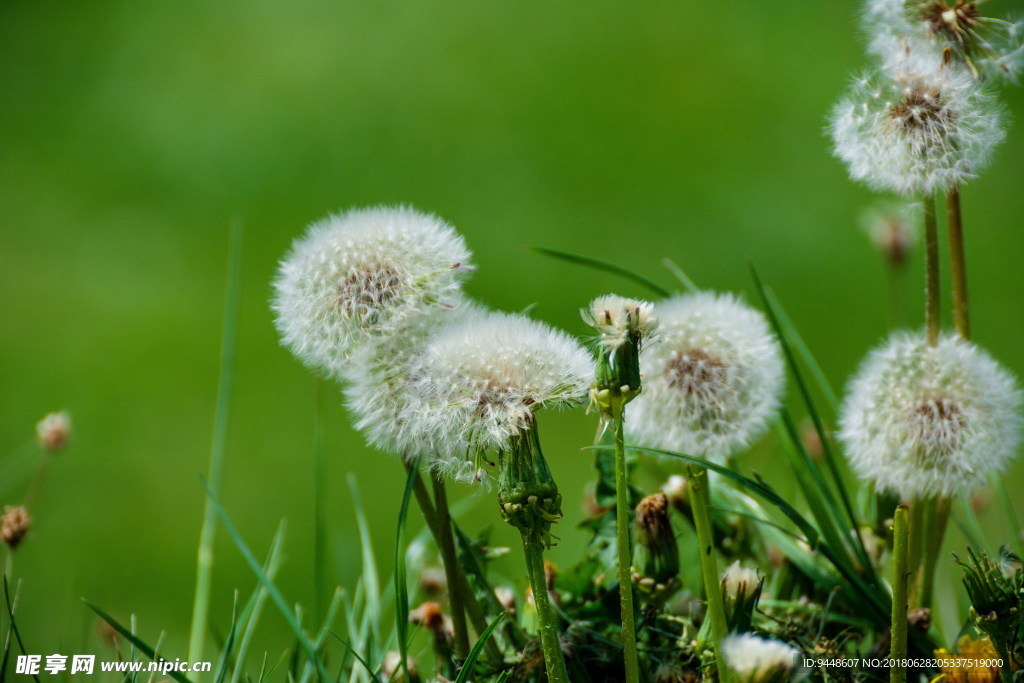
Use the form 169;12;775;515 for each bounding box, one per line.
721;633;802;683
382;651;421;683
36;411;71;453
721;561;763;633
410;601;454;660
862;202;918;270
583;295;657;419
497;419;563;548
418;566;447;597
494;586;517;614
661;475;690;515
632;493;680;598
1;506;31;549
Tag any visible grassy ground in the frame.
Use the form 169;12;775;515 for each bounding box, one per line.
2;0;1023;663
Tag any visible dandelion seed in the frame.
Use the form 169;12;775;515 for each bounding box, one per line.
721;633;803;683
866;0;1024;82
36;411;71;453
626;292;785;462
409;310;593;481
839;332;1021;500
272;206;472;378
829;50;1005;195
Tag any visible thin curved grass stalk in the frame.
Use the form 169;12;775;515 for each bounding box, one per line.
189;219;244;663
947;187;969;339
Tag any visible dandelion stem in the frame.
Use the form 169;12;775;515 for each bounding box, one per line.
946;187;970;339
403;462;501;663
521;534;569;683
918;496;951;609
688;466;730;683
923;193;941;347
613;409;640;683
890;504;910;683
430;472;470;659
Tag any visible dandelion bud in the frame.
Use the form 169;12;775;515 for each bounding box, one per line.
1;505;30;549
661;475;690;515
721;634;802;683
582;295;657;418
494;586;517;614
627;293;785;462
632;493;680;596
272;206;472;378
418;566;447;597
955;548;1023;663
36;411;71;453
382;651;421;683
839;332;1021;500
862;202;918;269
496;417;564;548
410;601;454;660
721;561;763;633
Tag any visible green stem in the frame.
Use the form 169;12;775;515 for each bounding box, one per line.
431;473;470;660
946;187;970;339
918;497;951;609
907;499;925;604
405;463;501;662
188;219;243;665
522;535;569;683
923;192;941;347
688;466;729;683
890;504;910;683
613;409;640;683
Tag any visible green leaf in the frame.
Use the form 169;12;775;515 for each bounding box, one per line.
4;577;40;683
529;246;671;297
661;257;699;293
83;601;193;683
453;612;506;683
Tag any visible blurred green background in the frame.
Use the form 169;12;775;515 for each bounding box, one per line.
2;0;1023;662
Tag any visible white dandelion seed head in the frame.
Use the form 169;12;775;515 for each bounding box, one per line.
272;206;472;378
722;634;802;683
340;298;483;463
839;332;1022;500
408;310;594;480
626;292;785;462
865;0;1024;83
829;54;1005;195
721;561;762;602
581;294;658;351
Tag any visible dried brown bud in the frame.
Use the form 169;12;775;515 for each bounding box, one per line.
1;506;30;549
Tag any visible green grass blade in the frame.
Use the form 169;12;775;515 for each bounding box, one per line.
763;287;839;412
189;218;245;663
229;522;286;683
4;577;40;683
453;612;506;683
394;461;418;682
213;592;239;683
529;246;671;297
201;481;330;681
328;631;377;679
83;601;192;683
347;475;381;664
749;263;873;575
661;257;699;293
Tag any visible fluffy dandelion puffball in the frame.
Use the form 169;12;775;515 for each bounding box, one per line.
626;292;785;462
581;294;657;351
341;299;481;462
721;634;802;683
409;310;593;480
829;49;1004;195
865;0;1024;82
839;332;1021;500
272;206;472;378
